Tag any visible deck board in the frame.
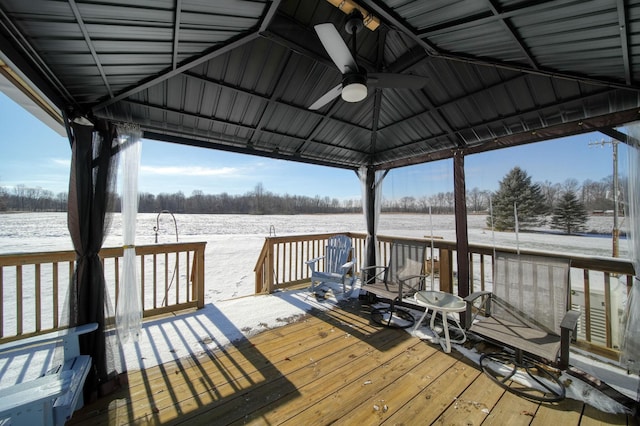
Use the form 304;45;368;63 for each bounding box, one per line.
435;373;505;424
68;301;635;425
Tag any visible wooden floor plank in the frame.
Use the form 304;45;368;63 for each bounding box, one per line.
66;301;631;426
74;309;376;425
329;346;465;425
530;397;584;425
275;339;440;425
192;324;411;424
580;404;632;425
482;386;542;426
374;357;479;425
126;309;394;425
433;370;506;425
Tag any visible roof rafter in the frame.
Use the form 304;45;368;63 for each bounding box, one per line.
91;0;284;112
67;0;112;98
416;0;563;35
171;0;181;70
369;27;387;162
91;31;260;112
122;98;369;157
375;87;626;167
359;0;439;55
144;129;359;170
0;4;74;107
377;0;640;92
616;0;632;85
182;71;369;132
378;107;640;170
485;0;539;70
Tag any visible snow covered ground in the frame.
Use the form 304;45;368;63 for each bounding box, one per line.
0;212;637;413
0;212;628;302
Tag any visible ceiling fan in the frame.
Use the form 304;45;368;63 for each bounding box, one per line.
308;10;428;110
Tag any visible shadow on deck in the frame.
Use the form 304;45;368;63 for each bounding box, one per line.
67;299;635;425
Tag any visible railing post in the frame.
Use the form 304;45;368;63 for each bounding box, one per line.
267;239;275;293
604;272;612;348
196;244;205;309
254;239;268;294
254;264;263;294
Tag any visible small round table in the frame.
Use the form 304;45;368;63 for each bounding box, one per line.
412;290;466;353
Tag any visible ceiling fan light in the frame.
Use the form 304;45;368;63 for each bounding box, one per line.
342;82;367;102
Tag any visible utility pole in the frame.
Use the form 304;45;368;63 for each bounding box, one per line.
589;139;620;257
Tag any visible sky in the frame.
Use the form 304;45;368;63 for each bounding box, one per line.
0;91;627;201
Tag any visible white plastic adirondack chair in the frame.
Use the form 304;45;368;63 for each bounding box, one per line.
305;235;356;294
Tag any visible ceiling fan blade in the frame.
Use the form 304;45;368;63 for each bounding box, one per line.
314;23;357;74
308;84;343;110
368;73;428;89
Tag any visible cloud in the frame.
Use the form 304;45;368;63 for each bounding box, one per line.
52;158;70;167
140;165;239;177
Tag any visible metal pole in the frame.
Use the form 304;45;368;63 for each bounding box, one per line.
589;139;620;257
612;141;619;257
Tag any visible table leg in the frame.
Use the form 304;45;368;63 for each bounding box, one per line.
428;310;445;351
448;316;466;345
412;307;430;334
441;313;452;353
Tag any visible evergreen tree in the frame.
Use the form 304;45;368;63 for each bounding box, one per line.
550;190;588;234
487;167;547;231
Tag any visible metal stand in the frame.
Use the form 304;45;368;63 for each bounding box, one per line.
479;351;565;402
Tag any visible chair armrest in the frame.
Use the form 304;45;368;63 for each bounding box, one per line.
305;256;324;265
464;291;492;303
0;323;98;361
560;310;581;331
360;265;386;272
398;274;429;294
559;310;581;370
340;260;355;271
305;256;325;273
398;274;428;282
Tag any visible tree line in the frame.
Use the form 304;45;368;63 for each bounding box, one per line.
381;174;622;215
0;173;621;217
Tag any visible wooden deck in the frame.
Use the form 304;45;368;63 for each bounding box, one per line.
69;300;635;425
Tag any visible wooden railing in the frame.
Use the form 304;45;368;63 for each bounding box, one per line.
253;233;455;294
255;232;635;357
0;242;206;343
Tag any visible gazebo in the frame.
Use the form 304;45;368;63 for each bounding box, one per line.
1;0;639;403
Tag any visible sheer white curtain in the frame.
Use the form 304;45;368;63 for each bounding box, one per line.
116;125;142;344
621;124;640;374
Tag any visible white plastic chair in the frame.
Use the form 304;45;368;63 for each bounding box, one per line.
305;235;356;294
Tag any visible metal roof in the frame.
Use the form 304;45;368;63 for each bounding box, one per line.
2;0;640;171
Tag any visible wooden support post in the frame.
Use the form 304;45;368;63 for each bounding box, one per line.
439;248;453;294
195;245;205;309
453;151;470;299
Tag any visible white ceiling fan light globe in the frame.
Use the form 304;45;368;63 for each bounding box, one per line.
341;72;368;103
341;82;367;102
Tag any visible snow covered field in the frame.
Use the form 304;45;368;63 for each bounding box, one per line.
0;212;628;302
0;212;637;412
